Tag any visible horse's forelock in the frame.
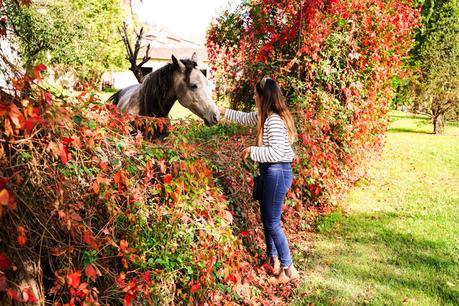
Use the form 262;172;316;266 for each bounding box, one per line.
178;59;197;84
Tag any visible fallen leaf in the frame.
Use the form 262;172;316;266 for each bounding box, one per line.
120;239;128;251
50;248;66;257
82;231;99;250
85;264;97;282
67;271;81;289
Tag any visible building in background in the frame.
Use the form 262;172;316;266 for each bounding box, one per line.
103;30;212;91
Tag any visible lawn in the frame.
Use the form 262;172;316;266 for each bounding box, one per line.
293;112;459;305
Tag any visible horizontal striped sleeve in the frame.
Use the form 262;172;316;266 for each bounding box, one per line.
249;114;295;163
224;109;258;126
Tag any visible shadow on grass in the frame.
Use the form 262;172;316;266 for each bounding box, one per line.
295;211;459;305
387;127;433;134
389;113;430;121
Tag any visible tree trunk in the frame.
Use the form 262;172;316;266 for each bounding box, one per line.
433;113;444;134
119;22;151;84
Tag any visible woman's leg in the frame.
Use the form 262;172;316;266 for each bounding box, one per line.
259;177;278;258
260;166;293;268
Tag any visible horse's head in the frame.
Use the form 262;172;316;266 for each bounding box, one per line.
171;54;219;126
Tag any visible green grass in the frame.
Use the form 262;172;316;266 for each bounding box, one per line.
293;111;459;305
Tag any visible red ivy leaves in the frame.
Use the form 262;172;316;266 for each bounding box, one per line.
17;225;27;247
190;281;201;294
164;173;172;185
0;252;11;270
0;103;25;137
5;288;38;303
82;231;99;250
22;288;39;303
33;64;47;81
240;230;249;237
67;271;81;289
85;264;98;282
59;142;71;165
114;171;127;190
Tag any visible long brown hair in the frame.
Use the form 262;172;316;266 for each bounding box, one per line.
255;77;297;145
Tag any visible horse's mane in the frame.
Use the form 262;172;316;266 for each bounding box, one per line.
139;59;197;117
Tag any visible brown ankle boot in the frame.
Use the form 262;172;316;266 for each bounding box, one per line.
284;264;300;281
269;269;290;285
269;264;300;285
270;256;281;276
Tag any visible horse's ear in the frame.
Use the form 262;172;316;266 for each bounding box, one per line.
172;54;185;71
191;52;198;63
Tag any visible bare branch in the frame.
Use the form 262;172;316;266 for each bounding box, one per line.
118;24;151;83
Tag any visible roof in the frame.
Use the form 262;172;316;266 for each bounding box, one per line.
139;30;208;61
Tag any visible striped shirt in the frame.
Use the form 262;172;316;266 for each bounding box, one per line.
225;109;295;163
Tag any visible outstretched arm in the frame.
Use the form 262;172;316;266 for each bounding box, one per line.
220;107;258;126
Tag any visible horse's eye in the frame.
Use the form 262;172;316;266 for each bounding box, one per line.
191;84;198;90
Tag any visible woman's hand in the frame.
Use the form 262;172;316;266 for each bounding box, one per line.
242;147;251;161
219;107;226;117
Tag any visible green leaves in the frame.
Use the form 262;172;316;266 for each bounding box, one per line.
3;0;127;82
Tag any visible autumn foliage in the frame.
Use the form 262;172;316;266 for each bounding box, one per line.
0;0;422;304
0;68;297;304
207;0;420;206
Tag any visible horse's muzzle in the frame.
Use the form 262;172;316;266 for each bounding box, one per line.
204;113;219;126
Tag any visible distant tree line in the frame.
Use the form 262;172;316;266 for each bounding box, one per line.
398;0;459;133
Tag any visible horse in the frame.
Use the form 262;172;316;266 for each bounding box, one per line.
109;53;220;136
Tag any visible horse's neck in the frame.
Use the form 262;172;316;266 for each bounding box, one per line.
140;67;178;118
149;95;177;118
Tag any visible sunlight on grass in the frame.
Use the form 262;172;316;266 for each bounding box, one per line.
293;112;459;305
169;102;199;120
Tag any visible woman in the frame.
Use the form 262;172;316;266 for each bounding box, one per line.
220;77;299;284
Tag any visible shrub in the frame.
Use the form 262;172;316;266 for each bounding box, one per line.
207;0;420;207
0;71;256;304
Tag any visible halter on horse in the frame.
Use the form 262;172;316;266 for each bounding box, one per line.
109;53;220;129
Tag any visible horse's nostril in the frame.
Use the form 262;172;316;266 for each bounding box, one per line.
213;114;218;123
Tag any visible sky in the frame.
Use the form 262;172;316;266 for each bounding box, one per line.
131;0;241;44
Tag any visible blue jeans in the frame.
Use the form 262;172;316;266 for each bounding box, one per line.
259;162;293;267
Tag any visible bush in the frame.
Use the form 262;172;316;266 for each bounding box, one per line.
0;69;306;304
207;0;421;207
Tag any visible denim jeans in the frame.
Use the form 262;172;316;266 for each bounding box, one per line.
259;162;293;267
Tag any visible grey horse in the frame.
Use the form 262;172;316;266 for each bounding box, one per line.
109;53;219;136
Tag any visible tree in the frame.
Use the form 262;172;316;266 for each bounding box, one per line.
413;0;459;133
2;0;128;84
119;21;151;83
